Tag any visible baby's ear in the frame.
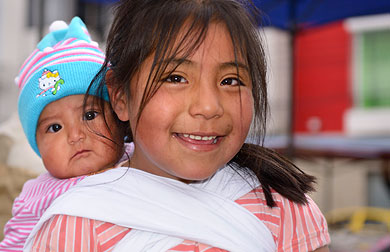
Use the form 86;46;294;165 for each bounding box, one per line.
106;70;129;121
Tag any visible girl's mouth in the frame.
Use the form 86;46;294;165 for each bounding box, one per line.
175;133;220;145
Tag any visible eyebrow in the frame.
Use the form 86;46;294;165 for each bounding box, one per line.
220;61;249;72
37;101;92;128
166;58;193;67
37;114;58;128
83;99;96;109
167;58;249;72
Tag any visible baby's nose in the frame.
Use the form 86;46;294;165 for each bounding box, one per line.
68;124;86;144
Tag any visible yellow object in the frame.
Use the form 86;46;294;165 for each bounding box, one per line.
326;207;390;233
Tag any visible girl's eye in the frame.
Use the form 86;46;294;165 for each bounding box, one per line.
84;111;99;121
164;75;188;84
221;77;244;86
47;124;62;133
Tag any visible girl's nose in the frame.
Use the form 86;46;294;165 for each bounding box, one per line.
68;123;86;144
188;80;224;119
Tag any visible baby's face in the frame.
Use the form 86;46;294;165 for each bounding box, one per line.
36;95;121;178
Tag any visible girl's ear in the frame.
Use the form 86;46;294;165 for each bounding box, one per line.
106;70;129;121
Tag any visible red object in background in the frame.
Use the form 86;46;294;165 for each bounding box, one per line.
294;21;352;133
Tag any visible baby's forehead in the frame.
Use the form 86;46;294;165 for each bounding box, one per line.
38;95;101;121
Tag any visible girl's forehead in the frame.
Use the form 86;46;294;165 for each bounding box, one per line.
172;21;239;60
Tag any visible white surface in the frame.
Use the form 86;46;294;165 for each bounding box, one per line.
344;108;390;138
345;13;390;33
0;112;45;175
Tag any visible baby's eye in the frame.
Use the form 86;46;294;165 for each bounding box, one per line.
164;75;188;84
84;111;99;121
220;77;244;86
47;124;62;133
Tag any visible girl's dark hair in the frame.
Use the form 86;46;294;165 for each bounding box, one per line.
89;0;316;207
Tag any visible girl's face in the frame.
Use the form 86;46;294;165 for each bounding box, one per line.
116;22;254;182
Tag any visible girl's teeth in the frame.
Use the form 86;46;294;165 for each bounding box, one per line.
182;134;217;141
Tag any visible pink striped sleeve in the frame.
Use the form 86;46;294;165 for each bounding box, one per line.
277;194;331;252
233;187;330;252
30;215;130;252
0;175;84;251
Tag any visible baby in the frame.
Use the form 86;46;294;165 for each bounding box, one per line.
0;17;131;251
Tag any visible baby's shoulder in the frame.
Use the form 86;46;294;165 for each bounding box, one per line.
17;173;84;208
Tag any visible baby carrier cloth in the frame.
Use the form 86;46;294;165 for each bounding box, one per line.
24;165;276;252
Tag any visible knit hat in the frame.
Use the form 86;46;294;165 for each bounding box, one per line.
16;16;108;157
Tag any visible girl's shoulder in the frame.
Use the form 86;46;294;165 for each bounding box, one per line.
30;215;130;251
168;187;330;252
234;186;282;242
236;186;330;251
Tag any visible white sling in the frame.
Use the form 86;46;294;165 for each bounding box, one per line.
24;166;276;252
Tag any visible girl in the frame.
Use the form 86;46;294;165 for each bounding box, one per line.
25;0;330;251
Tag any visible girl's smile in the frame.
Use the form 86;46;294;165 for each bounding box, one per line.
174;133;222;151
112;22;254;182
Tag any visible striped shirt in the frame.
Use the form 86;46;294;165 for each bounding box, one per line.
0;143;134;252
0;173;85;252
30;187;330;252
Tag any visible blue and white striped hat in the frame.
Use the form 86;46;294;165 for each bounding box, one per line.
16;16;108;156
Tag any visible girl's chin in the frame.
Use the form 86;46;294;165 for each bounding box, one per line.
168;167;222;182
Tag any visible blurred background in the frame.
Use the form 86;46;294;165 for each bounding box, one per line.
0;0;389;251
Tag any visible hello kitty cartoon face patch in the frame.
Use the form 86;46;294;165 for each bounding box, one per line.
36;69;65;97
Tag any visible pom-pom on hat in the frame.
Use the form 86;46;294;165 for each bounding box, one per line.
16;16;108;157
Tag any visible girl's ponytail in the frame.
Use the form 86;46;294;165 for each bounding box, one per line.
231;144;316;207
